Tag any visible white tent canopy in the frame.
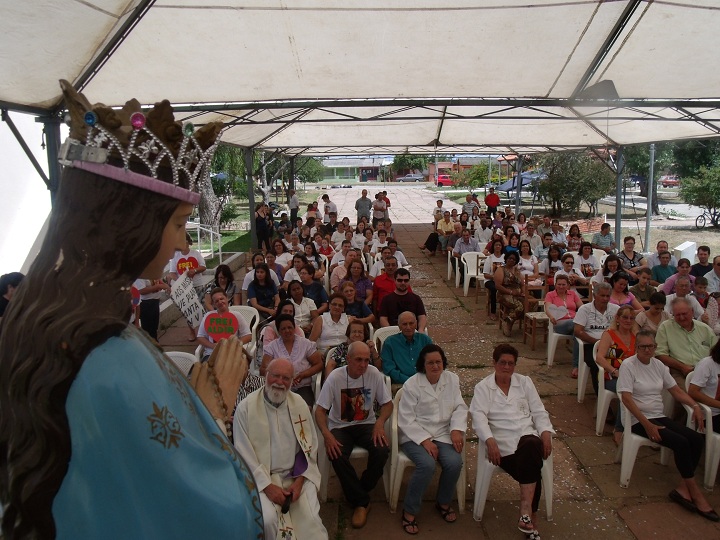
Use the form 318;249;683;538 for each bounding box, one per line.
2;0;720;155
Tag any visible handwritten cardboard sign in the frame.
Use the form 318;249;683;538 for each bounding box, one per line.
204;311;239;341
177;257;199;274
170;274;204;328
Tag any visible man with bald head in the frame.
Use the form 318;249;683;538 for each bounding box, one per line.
234;358;328;539
656;297;717;378
315;342;393;529
381;312;433;384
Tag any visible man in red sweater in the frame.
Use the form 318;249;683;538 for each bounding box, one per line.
484;187;500;219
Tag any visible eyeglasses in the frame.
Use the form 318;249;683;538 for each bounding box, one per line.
396;278;409;283
637;344;656;350
330;302;345;308
497;360;516;367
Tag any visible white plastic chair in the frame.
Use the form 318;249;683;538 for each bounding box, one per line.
619;399;670;488
388;388;466;513
576;337;591;403
229;305;260;357
194;344;203;361
317;415;392;503
373;325;401;353
594;342;618;435
593;248;608;262
461;251;486;297
473;441;553;522
165;351;197;377
546;324;573;367
447;249;455;281
684;373;720;490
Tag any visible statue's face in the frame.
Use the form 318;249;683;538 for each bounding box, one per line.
141;203;194;279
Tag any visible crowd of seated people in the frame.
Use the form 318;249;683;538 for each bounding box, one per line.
171;196;720;535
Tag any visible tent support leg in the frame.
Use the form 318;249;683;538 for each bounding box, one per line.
244;147;257;250
614;147;624;251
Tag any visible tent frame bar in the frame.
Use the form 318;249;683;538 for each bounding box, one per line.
1;109;51;189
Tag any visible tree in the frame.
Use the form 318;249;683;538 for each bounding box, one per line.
680;165;720;225
673;139;720;179
200;144;247;230
453;163;489;190
392;154;428;177
622;143;674;215
295;157;325;184
536;152;615;217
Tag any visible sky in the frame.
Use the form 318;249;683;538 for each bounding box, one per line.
0;112;53;275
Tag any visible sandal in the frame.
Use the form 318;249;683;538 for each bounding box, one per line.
435;502;457;523
570;368;578;379
527;530;541;540
518;514;534;533
401;512;419;535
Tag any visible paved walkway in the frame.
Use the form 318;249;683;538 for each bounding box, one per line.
159;189;720;539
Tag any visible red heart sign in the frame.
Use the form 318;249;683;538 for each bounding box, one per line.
204;312;239;342
177;257;199;274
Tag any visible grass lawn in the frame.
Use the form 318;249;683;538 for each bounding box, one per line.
199;230;251;268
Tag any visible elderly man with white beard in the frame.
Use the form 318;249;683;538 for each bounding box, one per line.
233;358;328;540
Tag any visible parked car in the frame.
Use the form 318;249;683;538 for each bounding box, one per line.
660;175;680;188
436;174;453;187
398;173;424;182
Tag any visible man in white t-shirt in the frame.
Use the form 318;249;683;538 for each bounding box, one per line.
331;221;346;247
330;241;351;273
322;194;337;224
315;342;392;529
663;277;707;322
573;282;619;394
283;254;309;289
387;240;408;267
369;230;389;256
369;247;393;279
197;288;252;360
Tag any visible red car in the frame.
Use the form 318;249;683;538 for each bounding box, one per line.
660;175;680;188
436;174;453;187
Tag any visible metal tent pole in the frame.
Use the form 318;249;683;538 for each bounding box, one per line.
614;147;624;251
515;156;523;215
644;144;655;252
244;147;257;250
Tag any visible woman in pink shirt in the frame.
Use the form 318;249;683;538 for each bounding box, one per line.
544;274;583;378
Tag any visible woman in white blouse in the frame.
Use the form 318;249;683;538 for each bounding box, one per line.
470;344;554;538
308;293;349;357
397;344;467;535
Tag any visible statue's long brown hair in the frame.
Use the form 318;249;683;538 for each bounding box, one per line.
0;166;180;539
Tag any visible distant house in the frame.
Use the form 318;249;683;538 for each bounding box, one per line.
322;157;390;182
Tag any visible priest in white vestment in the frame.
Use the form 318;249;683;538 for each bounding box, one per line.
233;358;328;540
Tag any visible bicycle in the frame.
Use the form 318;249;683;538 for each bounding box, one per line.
695;208;720;229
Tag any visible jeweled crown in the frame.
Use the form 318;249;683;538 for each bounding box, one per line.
57;80;223;198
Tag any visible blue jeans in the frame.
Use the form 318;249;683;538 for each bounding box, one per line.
553;319;576;367
400;440;463;515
